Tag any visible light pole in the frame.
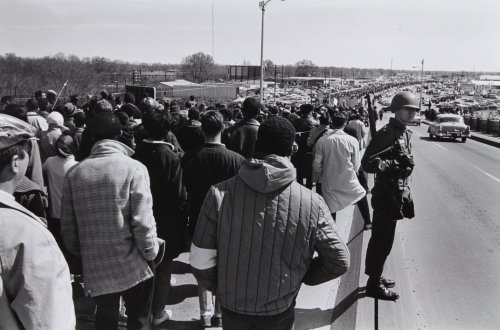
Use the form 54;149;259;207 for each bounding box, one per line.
419;59;424;108
259;0;285;104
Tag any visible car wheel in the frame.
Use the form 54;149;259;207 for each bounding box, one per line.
461;137;467;143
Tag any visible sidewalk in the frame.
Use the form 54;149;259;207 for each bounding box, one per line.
422;120;500;148
74;204;365;330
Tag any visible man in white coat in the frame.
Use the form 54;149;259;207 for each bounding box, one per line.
0;114;75;330
312;111;366;220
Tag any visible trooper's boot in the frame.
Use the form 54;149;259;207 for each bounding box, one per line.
380;276;396;288
366;277;399;301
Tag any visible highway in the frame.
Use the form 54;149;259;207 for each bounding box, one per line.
370;114;500;329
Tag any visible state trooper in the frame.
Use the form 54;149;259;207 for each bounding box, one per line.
361;92;418;300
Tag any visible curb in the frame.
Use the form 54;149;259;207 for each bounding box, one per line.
422;120;500;148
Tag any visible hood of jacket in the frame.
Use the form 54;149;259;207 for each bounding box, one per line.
90;139;134;158
238;154;296;193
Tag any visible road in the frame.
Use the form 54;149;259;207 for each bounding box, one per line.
372;114;500;329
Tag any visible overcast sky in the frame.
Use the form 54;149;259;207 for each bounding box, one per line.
1;0;498;71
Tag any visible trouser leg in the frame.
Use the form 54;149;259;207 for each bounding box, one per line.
94;292;120;330
356;196;372;225
122;277;154;330
198;284;213;317
365;209;397;278
152;259;173;318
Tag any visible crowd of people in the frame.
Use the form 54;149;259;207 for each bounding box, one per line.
0;87;418;330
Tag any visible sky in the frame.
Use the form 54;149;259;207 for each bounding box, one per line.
1;0;499;72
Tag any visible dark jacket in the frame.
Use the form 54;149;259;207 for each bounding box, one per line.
223;118;260;159
361;117;414;220
181;143;244;237
133;141;187;260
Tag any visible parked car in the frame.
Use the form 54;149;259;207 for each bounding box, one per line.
428;114;470;142
409;111;422;126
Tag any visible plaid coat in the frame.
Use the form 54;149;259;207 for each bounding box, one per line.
61;139;158;297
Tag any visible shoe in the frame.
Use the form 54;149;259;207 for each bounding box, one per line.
363;223;372;230
211;315;222;327
381;276;396;288
200;315;212;328
152;309;172;326
366;282;399;301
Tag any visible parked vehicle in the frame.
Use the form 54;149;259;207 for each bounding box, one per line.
428;114;470;142
409;111;422;126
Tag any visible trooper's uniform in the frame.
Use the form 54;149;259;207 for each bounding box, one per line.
361;117;415;280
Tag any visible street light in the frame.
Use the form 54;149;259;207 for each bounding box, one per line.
259;0;285;105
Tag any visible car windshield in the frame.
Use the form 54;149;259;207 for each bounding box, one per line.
438;117;463;123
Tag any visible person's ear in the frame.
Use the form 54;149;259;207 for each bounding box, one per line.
11;155;21;174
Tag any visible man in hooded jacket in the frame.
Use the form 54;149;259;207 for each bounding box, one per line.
190;117;350;329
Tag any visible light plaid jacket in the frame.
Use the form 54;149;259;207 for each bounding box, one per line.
61;139;158;297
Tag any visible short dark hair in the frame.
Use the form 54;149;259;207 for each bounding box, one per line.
26;98;39;112
255;117;296;157
74;112;86;128
94;100;113;114
124;92;135;104
330;113;347;128
0;140;29;173
4;104;28;122
142;110;172;140
200;110;224;137
92;112;122;141
219;108;233;121
242;98;260;119
1;95;14;104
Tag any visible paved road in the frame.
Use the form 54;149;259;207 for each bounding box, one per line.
369;114;500;329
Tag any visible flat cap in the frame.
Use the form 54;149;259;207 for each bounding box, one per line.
0;114;37;150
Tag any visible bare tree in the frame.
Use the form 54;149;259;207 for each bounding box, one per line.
181;52;214;83
295;59;318;77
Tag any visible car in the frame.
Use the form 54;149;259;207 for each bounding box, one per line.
409;111;422;126
428;114;470;142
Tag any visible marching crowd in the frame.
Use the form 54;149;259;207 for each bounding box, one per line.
0;87;418;330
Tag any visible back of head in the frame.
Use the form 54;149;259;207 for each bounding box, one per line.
219;107;233;121
142;109;172;140
55;133;76;157
188;108;200;121
242;97;261;119
200;110;224;137
299;103;314;115
124;92;135;104
121;103;139;118
139;97;159;114
94;99;113;114
74;112;86;128
330;113;347;128
93;112;122;142
4;104;28;122
255;117;296;157
26;98;39;112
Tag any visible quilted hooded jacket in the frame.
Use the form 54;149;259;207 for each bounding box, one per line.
190;155;350;316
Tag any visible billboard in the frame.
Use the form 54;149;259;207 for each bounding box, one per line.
229;65;261;81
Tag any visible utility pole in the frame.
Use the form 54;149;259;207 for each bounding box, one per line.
274;65;277;103
419;59;424;108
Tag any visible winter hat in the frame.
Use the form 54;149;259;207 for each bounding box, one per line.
255;116;296;157
47;111;65;127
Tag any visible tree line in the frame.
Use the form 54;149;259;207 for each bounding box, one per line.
1;51;455;98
